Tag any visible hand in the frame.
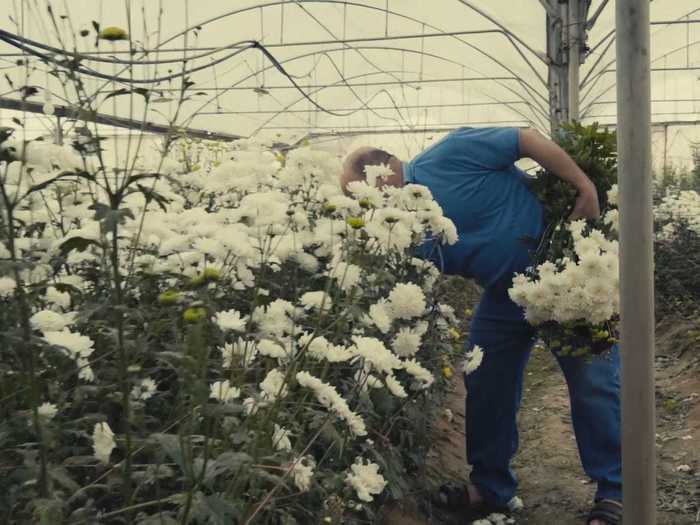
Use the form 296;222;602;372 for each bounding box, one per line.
569;181;600;220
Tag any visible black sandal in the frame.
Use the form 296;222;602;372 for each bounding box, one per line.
587;499;622;525
432;483;508;516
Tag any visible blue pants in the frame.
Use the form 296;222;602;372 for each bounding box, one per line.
464;287;622;506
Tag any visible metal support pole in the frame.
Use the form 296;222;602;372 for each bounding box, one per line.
568;0;581;121
616;1;657;523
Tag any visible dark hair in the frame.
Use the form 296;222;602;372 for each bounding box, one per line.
351;148;394;177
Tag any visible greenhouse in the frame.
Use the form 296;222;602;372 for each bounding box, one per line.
0;1;698;524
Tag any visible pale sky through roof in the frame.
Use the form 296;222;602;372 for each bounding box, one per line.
0;1;699;168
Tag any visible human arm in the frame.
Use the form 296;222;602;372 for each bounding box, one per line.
518;128;600;220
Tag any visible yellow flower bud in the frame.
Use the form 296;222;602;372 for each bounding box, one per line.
448;327;461;340
346;217;365;229
157;290;181;306
442;366;454;379
99;26;128;41
191;267;221;286
183;307;207;323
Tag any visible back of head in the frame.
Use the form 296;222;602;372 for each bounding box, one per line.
341;146;395;193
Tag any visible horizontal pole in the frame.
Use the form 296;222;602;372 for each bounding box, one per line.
200;100;528;115
0;97;241;141
117;76;519;93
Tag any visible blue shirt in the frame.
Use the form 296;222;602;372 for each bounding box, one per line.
405;127;544;292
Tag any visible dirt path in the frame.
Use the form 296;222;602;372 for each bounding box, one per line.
384;325;700;525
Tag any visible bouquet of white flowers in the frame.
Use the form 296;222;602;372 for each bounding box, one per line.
509;123;620;356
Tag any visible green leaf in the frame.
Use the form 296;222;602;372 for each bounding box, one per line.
49;466;80;493
149;433;185;469
58;236;101;257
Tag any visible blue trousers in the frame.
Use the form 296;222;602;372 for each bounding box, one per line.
464;287;622;506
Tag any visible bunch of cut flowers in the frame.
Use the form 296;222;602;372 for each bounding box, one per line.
509;123;620;357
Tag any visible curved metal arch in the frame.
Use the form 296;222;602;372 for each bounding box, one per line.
580;38;700;116
157;0;548;89
243;57;549;137
179;44;550;133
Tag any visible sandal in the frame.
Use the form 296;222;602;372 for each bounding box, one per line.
587;499;622;525
431;483;508;516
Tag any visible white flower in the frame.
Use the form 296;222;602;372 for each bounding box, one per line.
257;339;289;359
260;368;289;401
351;336;402;375
221;339;258;368
296;371;367;436
402;358;434;389
462;346;484;375
0;276;16;298
209;380;241;403
345;457;387;502
391;326;422;357
30;310;75;332
291;456;315;492
214;309;246;332
93;422;116;464
363;163;394;187
368;300;393;334
131;378;157;401
387;282;426;320
300;291;332;311
384;374;408;398
330;261;362;291
45;286;71;310
37;402;58;420
607;184;618;207
43;329;95;359
272;424;292;451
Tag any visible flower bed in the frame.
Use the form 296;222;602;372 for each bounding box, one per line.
0;136;462;524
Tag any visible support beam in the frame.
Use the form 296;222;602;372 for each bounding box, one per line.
0;97;242;142
568;0;582;121
615;1;657;524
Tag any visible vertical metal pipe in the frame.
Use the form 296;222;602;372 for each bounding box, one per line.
616;1;657;523
568;0;580;121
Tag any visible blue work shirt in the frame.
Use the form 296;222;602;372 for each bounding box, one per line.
405;127;544;295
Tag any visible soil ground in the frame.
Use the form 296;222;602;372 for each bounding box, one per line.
383;316;700;525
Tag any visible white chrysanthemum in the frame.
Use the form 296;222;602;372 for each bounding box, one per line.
384;374;408;398
272;424;292;451
300;290;332;311
462;346;484;375
209;380;241;403
391;326;422;357
368;300;393;333
387;282;426;320
363;163;394;187
221;339;258;368
93;422;116;464
351;336;402;375
292;456;315;492
131;378;157;401
257;339;289;360
607;184;618;207
296;371;367;436
30;310;75;333
0;276;16;298
345;457;387;502
260;368;289;401
37;402;58;420
43;329;95;358
402;358;434;389
330;261;362;291
214;309;246;332
45;286;71;310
